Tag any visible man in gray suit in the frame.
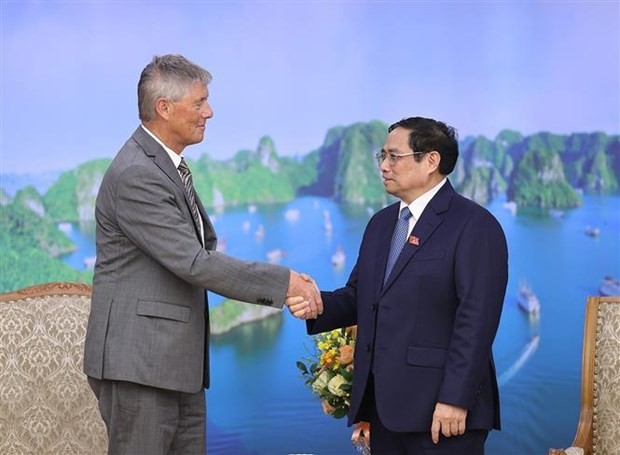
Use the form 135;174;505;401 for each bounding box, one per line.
83;54;320;455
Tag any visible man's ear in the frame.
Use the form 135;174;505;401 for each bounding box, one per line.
155;97;170;120
427;150;441;172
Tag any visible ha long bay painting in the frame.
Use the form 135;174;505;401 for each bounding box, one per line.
2;2;618;454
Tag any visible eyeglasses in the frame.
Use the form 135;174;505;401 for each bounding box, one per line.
375;151;425;166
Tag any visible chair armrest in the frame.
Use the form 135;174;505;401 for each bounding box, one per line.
570;406;592;453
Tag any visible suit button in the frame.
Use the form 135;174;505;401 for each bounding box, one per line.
366;344;371;352
371;304;378;311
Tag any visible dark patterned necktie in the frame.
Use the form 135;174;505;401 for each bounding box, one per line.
384;207;412;283
177;158;201;228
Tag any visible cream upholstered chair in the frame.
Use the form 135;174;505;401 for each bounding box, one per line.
549;295;620;455
0;282;107;454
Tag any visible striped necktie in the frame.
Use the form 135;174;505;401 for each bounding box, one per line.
177;158;201;229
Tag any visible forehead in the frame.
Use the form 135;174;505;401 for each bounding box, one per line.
384;127;412;152
182;81;208;100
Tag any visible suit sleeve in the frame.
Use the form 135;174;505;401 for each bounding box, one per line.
437;209;508;409
112;163;289;307
306;264;359;335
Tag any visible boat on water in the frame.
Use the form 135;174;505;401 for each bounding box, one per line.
284;208;300;222
216;238;227;253
266;248;285;264
84;256;96;270
58;222;72;233
549;209;564;219
255;224;265;239
599;276;620;296
518;283;541;315
331;246;345;268
503;201;517;216
323;209;333;234
585;226;600;237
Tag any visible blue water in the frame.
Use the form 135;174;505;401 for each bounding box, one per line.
61;195;620;454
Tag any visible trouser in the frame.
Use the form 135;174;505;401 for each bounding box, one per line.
362;374;488;455
88;377;206;455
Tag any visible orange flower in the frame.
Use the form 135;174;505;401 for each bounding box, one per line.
338;345;354;365
320;351;337;369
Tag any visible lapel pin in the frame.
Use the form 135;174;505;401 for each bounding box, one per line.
408;235;420;246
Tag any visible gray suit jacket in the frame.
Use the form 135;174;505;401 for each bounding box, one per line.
84;126;289;393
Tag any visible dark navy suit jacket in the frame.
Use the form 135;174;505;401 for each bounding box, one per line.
307;180;508;433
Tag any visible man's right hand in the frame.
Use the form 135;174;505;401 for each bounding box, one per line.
287;271;323;319
285;295;309;319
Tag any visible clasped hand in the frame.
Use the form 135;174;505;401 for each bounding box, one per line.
286;271;321;319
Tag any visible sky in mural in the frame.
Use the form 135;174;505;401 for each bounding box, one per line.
1;1;619;173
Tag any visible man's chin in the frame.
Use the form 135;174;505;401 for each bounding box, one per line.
383;183;397;198
190;133;205;145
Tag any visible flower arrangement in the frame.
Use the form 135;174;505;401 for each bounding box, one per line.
297;326;370;453
296;326;357;419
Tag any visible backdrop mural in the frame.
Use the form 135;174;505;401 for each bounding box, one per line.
1;2;619;454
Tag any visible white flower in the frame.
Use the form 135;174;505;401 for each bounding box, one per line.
327;374;348;397
312;370;331;393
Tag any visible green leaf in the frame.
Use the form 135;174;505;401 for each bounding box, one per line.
296;361;309;375
341;369;353;381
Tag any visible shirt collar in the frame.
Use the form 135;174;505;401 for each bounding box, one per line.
400;178;447;220
141;124;183;168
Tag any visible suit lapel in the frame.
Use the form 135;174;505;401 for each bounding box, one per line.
133;126;183;189
381;181;455;294
132;127;215;247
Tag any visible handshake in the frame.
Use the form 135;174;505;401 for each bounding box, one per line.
286;271;322;320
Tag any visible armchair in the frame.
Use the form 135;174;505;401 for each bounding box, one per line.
0;282;107;454
549;295;620;455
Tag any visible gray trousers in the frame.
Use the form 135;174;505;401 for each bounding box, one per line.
88;377;206;455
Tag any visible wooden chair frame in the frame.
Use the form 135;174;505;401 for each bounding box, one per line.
0;281;93;302
550;295;620;455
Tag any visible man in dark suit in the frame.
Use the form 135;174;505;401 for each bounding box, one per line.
83;54;319;454
290;117;508;454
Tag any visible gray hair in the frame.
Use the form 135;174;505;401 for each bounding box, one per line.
138;54;212;122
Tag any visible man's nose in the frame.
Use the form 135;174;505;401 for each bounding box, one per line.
201;103;213;119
